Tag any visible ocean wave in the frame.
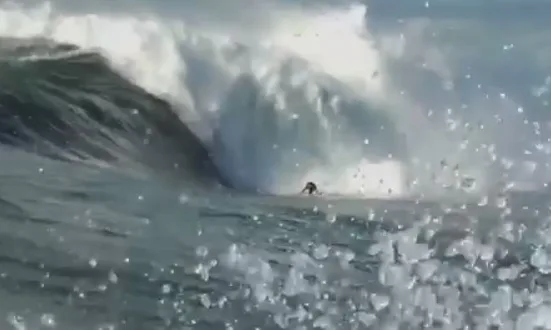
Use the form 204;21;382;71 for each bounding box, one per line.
0;39;226;187
0;2;408;197
0;0;548;198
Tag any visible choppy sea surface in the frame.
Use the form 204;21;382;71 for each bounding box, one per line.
2;0;551;329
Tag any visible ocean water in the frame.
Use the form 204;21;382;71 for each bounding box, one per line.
2;0;551;329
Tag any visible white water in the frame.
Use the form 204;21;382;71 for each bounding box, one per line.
0;0;547;198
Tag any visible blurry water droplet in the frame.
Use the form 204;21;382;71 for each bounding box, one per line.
313;244;329;260
40;314;56;327
478;195;488;206
196;246;209;258
368;209;375;221
89;258;98;268
358;312;376;327
343;250;355;263
179;194;189;204
313;316;332;329
217;296;228;308
200;294;212;308
161;284;172;294
416;260;439;281
496;195;508;208
370;294;390;311
8;313;25;330
195;263;210;281
530;248;551;274
108;270;118;284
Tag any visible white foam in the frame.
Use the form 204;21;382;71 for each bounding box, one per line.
291;159;406;197
268;5;386;101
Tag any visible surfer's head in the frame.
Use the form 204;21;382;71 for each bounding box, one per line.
301;181;318;195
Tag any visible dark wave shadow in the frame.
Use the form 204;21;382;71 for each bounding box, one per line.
0;38;229;188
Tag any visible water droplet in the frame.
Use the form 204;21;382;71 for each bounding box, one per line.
478;195;488;206
200;294;212;308
370;294;390;311
357;312;376;327
179;194;189;204
368;209;375;221
108;270;118;284
89;259;97;268
7;313;25;329
196;246;209;258
162;284;172;294
313;244;330;260
40;314;56;327
496;195;508;208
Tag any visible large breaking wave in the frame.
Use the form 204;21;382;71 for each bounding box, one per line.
1;1;550;198
0;40;226;186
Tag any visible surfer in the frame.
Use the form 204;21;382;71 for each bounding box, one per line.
301;181;319;195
